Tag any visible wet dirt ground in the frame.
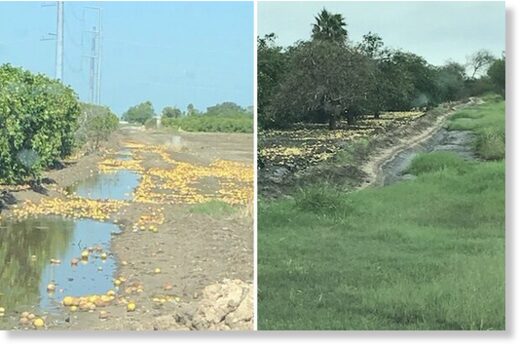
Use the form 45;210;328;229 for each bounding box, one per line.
380;128;476;186
0;126;254;331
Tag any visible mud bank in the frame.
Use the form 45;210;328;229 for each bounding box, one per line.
360;98;480;189
380;128;476;186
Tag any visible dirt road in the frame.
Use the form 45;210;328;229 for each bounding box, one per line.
1;127;254;331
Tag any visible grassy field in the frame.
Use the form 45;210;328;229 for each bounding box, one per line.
258;97;505;330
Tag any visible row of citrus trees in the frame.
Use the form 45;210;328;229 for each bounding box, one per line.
0;64;118;184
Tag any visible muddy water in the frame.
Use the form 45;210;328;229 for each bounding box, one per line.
0;218;120;316
0;150;139;326
66;148;140;201
69;170;140;200
381;128;476;186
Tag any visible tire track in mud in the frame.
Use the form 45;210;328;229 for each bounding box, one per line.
359;98;481;189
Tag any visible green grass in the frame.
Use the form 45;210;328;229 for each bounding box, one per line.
189;200;237;216
406;151;472;176
447;97;505;160
258;97;505;330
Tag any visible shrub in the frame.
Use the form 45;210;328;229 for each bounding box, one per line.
0;64;80;183
76;103;119;150
476;128;505;160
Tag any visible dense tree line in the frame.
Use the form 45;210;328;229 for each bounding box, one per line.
259;9;506;130
162;102;253;133
122;100;253;133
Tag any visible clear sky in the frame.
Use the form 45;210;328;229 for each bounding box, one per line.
259;1;505;67
0;1;253;115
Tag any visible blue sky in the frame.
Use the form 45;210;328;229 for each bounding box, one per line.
259;1;505;67
0;1;253;115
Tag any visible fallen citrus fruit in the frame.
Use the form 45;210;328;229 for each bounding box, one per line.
33;318;44;328
127;302;136;312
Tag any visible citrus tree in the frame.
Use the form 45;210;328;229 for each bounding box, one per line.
0;64;80;183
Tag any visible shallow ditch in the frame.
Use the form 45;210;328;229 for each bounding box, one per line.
0;148;140;326
380;128;476;186
0;218;121;314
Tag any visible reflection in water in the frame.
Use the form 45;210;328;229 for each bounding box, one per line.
71;170;140;201
0;217;120;314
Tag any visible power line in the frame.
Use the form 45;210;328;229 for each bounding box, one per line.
41;2;102;103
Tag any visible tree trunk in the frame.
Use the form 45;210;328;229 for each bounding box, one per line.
346;112;355;126
328;115;337;130
374;110;380;119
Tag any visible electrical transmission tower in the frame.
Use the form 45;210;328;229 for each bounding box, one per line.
84;7;102;104
41;1;64;81
42;3;103;104
56;1;64;81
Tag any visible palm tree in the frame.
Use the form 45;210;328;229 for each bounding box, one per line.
311;9;348;44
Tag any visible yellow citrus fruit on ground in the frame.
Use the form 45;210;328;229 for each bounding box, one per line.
62;296;73;306
33;318;44;328
106;290;116;297
127;302;136;312
0;307;5;313
154;268;161;274
47;283;56;292
81;250;89;259
70;306;78;312
101;295;112;303
101;253;107;260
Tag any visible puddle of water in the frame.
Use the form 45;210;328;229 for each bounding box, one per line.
381;129;476;186
0;217;120;314
71;170;140;200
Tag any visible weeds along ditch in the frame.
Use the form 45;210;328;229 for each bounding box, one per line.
258;96;505;330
